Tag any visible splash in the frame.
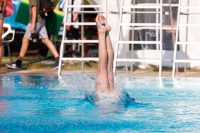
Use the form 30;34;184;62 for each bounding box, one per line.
70;73;135;113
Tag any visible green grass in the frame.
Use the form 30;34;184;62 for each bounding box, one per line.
1;56;98;70
2;56;200;72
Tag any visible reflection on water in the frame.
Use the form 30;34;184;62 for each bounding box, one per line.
0;75;200;132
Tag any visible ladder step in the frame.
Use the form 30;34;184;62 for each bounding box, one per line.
65;22;96;25
115;58;160;62
123;3;178;7
118;41;161;44
120;23;161;26
61;57;99;61
110;11;160;14
180;12;200;15
176;42;200;45
122;5;161;9
178;24;200;26
72;11;105;14
162;3;178;7
66;22;162;26
129;25;177;30
63;40;98;43
65;5;104;8
180;6;200;9
174;59;200;63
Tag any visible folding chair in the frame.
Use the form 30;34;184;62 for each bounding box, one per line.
2;23;15;63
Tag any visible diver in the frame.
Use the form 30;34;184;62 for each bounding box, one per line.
93;14;135;105
94;14;114;94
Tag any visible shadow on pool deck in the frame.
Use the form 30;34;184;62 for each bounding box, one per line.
2;69;200;78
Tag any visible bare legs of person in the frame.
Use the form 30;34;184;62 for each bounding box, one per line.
95;14;114;94
5;36;60;69
18;37;59;61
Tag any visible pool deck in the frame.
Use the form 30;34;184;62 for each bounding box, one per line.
2;69;200;78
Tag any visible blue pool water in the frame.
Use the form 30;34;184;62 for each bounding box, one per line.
0;74;200;132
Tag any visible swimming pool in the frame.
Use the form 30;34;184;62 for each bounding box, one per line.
0;74;200;132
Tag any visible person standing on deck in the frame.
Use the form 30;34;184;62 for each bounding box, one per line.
6;0;61;70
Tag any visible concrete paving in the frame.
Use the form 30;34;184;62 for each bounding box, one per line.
2;69;200;78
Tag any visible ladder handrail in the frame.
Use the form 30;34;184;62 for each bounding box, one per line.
113;0;124;75
113;0;165;77
172;0;200;77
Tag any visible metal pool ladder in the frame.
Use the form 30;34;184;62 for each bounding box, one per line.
172;0;200;77
58;0;107;76
113;0;164;77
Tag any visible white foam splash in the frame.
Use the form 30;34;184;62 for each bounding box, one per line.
69;73;135;113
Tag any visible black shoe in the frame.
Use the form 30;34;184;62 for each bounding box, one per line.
6;61;22;69
51;60;64;70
